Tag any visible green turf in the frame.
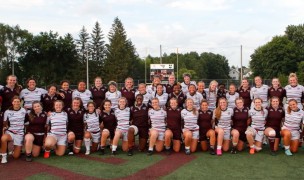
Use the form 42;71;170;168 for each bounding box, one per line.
162;147;304;180
35;150;163;179
25;173;63;180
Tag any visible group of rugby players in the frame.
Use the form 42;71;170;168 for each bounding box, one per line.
0;72;303;164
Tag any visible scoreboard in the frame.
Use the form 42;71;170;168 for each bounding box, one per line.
150;64;174;83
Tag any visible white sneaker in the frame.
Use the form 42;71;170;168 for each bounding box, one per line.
1;155;7;164
85;150;90;155
68;151;74;155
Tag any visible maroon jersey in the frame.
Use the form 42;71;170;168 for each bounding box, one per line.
66;108;85;133
41;94;62;112
100;110;117;131
232;107;249;131
266;106;284;129
198;91;207;99
26;111;47;134
237;86;251;108
166;107;182;130
0;86;21;112
268;87;286;107
121;87;136;107
198;110;213;131
130;104;149;127
165;84;174;94
168;91;186;108
90;86;107;108
59;88;73;109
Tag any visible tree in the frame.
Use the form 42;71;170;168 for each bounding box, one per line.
202;52;229;79
76;26;91;81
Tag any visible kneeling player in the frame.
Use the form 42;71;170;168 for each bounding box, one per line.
84;102;100;155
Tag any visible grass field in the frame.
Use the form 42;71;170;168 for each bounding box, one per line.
1;145;304;180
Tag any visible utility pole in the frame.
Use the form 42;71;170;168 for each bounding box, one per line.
86;51;89;89
240;45;243;80
177;48;179;82
145;47;148;84
160;45;162;64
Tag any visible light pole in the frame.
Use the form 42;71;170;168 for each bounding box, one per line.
9;52;14;75
86;50;89;89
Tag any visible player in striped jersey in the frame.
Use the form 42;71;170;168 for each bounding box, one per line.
147;75;165;95
197;81;207;99
246;98;268;154
72;81;92;109
180;73;197;95
41;85;62;113
24;101;47;162
44;100;68;158
186;84;204;109
164;98;182;154
105;81;122;109
213;98;234;156
284;73;304;110
20;78;47;110
268;78;286;107
167;83;186;108
83;102;100;155
237;78;251;109
265;97;284;155
198;100;216;155
181;98;199;155
1;96;26;164
205;80;218;111
99;100;117;155
250;76;269;108
281;99;304;156
58;80;73;110
226;84;239;109
135;83;152;106
90;77;107;108
231;97;249;153
147;98;167;155
121;77;136;107
112;97;130;155
151;84;168;109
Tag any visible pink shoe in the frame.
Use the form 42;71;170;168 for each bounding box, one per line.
216;149;222;156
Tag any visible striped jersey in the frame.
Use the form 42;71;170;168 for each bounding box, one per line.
283;109;304;131
205;89;217;110
115;107;130;131
213;108;234;130
152;92;168;108
284;85;304;104
3;108;27;135
181;109;199;131
47;111;68;135
250;85;269;102
226;92;240;109
84;111;100;132
148;108;167;132
186;92;204;109
181;81;197;95
249;108;268;130
135;91;152;106
146;85;166;95
72;90;92;109
20;88;47;109
105;90;122;109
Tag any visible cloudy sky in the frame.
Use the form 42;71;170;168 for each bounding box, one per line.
1;0;303;67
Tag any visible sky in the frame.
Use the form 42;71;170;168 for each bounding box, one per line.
1;0;304;67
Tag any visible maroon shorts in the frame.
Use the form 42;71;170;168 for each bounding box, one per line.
171;129;182;141
233;128;247;142
69;130;84;140
33;134;44;146
199;128;213;141
138;127;149;139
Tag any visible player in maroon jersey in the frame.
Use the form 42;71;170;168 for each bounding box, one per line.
164;75;176;94
198;100;216;155
66;97;85;155
164;98;182;154
121;77;136;107
265;97;285;155
231;97;250;153
197;81;207;99
24;101;47;161
168;83;186;108
216;83;227;106
268;78;286;107
58;80;73;110
127;94;149;156
99;100;117;155
41;85;62;113
237;78;251;109
90;77;107;108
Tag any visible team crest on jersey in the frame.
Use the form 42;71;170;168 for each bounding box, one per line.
270;109;273;111
70;111;74;115
270;89;274;92
5;90;9;93
279;110;282;113
244;109;248;112
279;89;282;92
235;109;239;113
250;112;256;116
8;113;14;117
45;97;49;100
208;111;211;115
41;114;46;117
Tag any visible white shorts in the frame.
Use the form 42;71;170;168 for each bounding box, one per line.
183;129;199;139
6;131;23;146
282;127;300;140
90;131;101;143
150;129;165;141
223;129;231;140
47;133;67;146
116;129;128;141
245;126;264;142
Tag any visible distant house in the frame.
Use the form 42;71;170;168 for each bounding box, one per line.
242;69;253;78
229;67;240;80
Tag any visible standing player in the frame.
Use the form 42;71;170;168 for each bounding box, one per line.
24;101;47;161
112;97;130;155
167;83;186;108
217;83;227;105
226;84;239;109
127;94;149;156
147;75;165;95
152;84;168;109
281;99;304;156
105;81;122;109
147;98;167;155
250;76;269;108
90;77;107;109
284;73;304;110
83;102;100;155
135;83;152;106
246;98;268;154
268;78;286;107
231;97;249;153
186;84;204;109
238;78;251;109
197;81;207;99
41;85;62;113
72;81;92;109
58;80;73;110
44;100;68;158
265;97;284;155
180;73;197;95
164;75;176;94
205;80;218;111
198;100;216;155
164;98;182;154
20;78;47;111
1;96;26;164
213;98;234;156
121;77;136;107
66;97;85;155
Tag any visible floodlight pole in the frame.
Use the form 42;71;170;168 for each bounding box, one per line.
240;45;243;80
160;45;162;64
86;51;89;89
177;48;179;82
